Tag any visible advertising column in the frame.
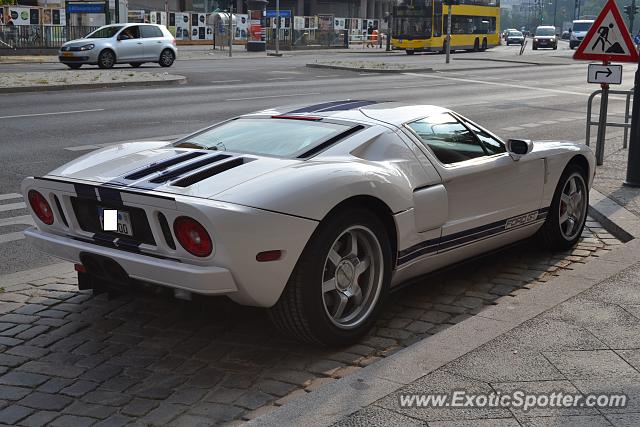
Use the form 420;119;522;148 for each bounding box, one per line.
246;0;267;51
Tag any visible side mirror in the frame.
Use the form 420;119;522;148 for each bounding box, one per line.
507;139;533;161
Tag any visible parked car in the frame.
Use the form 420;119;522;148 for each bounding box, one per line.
533;26;558;50
58;23;177;69
503;28;517;39
22;101;594;346
505;30;525;45
569;19;595;49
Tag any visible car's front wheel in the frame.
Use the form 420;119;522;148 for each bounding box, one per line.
536;163;588;250
159;49;175;67
269;208;391;346
97;50;115;69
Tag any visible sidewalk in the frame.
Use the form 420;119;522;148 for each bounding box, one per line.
250;140;640;426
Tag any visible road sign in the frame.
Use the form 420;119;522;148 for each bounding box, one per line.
588;64;623;84
573;0;639;63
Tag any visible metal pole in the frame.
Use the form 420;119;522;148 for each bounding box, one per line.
595;63;610;166
624;58;640;186
275;0;280;55
445;2;452;64
386;13;392;51
553;0;557;28
631;0;636;34
228;4;233;57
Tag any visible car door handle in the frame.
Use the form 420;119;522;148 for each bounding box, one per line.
137;42;143;45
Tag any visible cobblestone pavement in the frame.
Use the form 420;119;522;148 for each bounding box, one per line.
0;219;622;427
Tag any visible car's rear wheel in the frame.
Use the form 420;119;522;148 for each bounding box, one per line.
159;49;175;67
406;50;414;55
97;49;115;69
130;62;143;68
66;63;82;69
536;163;588;250
268;208;391;346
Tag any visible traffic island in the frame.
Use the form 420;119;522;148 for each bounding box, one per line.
307;61;435;73
0;70;187;93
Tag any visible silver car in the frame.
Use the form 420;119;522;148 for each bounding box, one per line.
59;24;177;69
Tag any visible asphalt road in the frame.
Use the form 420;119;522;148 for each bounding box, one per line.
0;43;635;274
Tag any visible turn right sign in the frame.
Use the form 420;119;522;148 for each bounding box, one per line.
573;0;639;63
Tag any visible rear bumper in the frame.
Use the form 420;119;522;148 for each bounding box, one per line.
24;227;238;295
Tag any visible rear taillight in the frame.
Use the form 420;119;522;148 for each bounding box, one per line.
173;216;212;257
28;190;54;225
172;39;177;46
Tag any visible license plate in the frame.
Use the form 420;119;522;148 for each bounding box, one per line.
98;207;133;236
62;52;74;57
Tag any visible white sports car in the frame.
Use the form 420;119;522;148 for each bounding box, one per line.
22;101;594;346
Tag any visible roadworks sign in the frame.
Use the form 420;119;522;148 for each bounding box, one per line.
573;0;639;63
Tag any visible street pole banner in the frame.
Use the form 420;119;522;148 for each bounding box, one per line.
588;64;623;84
573;0;639;63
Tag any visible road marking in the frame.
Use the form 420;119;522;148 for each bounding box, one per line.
0;108;105;120
269;70;303;74
502;126;525;131
210;79;243;84
539;120;558;125
520;123;541;128
0;232;25;244
0;214;33;227
225;92;321;101
390;82;456;89
0;202;26;213
266;77;293;81
314;75;340;78
0;193;22;201
404;72;592;97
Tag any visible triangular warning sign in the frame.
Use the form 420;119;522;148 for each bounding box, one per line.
574;0;639;63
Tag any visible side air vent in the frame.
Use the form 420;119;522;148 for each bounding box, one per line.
157;212;176;250
298;125;365;158
53;195;68;227
124;151;206;180
172;157;248;187
149;154;231;184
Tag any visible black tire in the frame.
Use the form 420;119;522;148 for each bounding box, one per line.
533;44;538;50
536;163;588;251
506;41;510;46
66;63;82;69
405;50;414;55
129;62;143;68
268;208;392;346
159;49;175;67
97;49;115;69
481;38;487;51
553;45;558;50
473;38;480;51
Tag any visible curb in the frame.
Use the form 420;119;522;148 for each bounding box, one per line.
248;196;640;427
588;187;640;242
306;63;434;73
0;75;187;93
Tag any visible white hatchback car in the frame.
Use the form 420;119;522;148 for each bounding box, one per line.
58;23;177;69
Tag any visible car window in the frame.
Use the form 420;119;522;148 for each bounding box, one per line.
461;119;506;155
86;26;124;38
573;22;592;31
536;27;555;36
174;118;353;158
141;25;163;38
407;113;487;164
120;26;140;39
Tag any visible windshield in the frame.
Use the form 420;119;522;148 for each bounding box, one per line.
509;31;523;36
174;118;353;157
86;26;125;38
394;15;432;38
573;22;592;32
536;27;555;36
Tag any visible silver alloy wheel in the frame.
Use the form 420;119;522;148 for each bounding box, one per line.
160;50;174;66
321;225;384;330
100;51;115;68
559;172;587;240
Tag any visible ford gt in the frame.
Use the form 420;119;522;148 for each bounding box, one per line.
22;101;594;346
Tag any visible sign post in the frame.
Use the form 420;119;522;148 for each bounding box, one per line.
445;0;452;64
624;59;640;186
573;0;639;166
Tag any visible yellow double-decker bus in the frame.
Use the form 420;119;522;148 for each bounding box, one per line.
392;0;500;54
